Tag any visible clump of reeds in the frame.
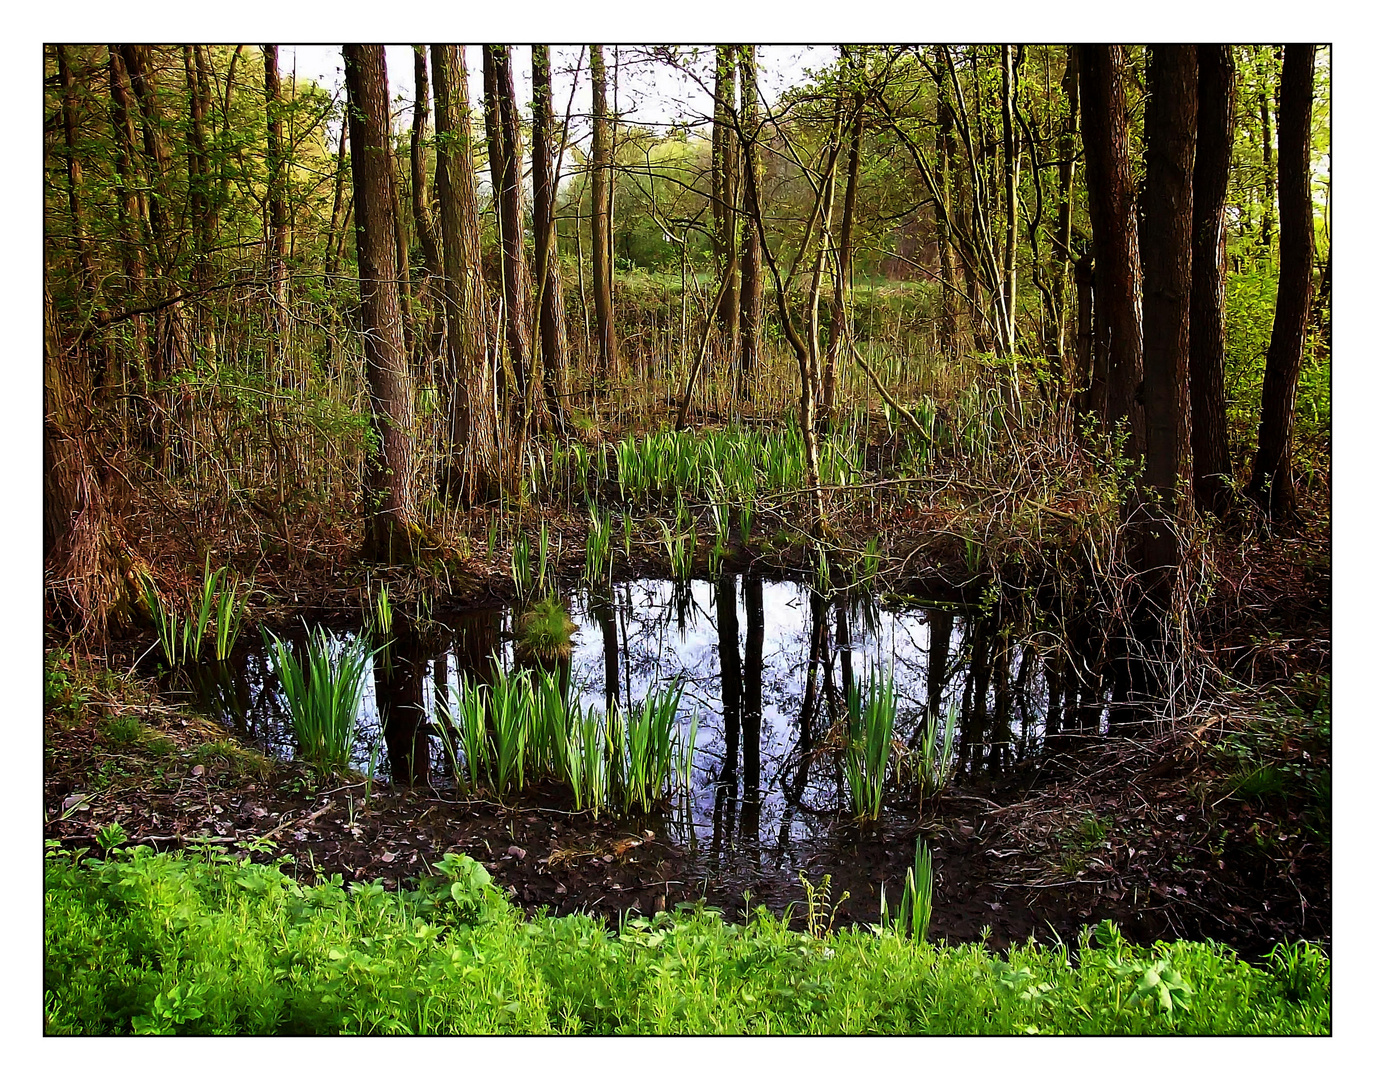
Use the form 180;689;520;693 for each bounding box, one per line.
879;838;935;940
440;662;693;817
844;665;898;822
139;556;248;667
263;626;375;771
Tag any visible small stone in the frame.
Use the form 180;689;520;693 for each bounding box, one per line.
507;845;527;860
603;854;615;863
191;765;204;778
381;851;395;863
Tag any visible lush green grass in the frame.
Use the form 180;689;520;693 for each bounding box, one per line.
44;845;1329;1035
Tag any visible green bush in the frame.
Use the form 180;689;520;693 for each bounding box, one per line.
44;846;1329;1035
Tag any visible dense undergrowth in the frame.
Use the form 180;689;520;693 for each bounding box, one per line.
45;843;1329;1035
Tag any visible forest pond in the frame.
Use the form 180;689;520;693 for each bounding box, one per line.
185;579;1088;857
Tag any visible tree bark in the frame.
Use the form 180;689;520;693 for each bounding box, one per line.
1076;45;1144;463
822;51;865;429
1190;45;1236;515
712;46;740;357
263;46;289;379
737;45;764;387
532;45;568;430
1050;47;1080;374
343;45;421;560
1000;45;1022;356
431;44;499;504
589;45;618;373
1248;45;1316;518
1139;45;1198;624
483;45;533;428
411;47;445;370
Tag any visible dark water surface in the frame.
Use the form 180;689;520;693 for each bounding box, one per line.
189;577;1097;854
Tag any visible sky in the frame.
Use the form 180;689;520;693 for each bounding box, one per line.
286;45;838;147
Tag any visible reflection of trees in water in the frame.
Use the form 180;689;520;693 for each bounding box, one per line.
375;629;430;786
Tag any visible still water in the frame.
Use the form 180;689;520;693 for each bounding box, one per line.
190;577;1100;848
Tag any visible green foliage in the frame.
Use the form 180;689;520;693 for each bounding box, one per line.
44;846;1330;1034
880;839;933;942
515;597;576;663
844;666;898;822
263;627;375;772
139;558;249;668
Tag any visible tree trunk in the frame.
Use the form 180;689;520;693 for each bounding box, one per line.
431;44;499;504
1139;45;1198;629
1248;45;1316;519
57;46;105;389
183;46;215;360
936;58;957;351
411;47;445;371
263;46;289;379
712;46;739;358
107;46;150;436
1051;47;1080;375
532;45;568;431
822;52;865;429
1190;45;1236;516
483;45;533;429
589;45;618;374
737;45;764;387
1000;45;1022;356
343;45;422;560
1076;45;1144;462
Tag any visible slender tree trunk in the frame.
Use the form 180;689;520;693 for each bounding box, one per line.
936;58;957;351
323;123;348;370
1138;46;1198;633
1051;47;1080;374
343;44;421;560
1260;69;1275;254
712;46;739;357
263;46;289;380
122;45;188;467
431;44;499;504
182;46;215;361
1076;45;1144;461
107;46;150;437
1248;45;1316;519
483;45;533;429
1000;45;1022;356
1190;45;1236;516
737;45;764;388
58;47;105;388
411;47;445;370
532;45;568;430
823;53;865;428
590;46;618;374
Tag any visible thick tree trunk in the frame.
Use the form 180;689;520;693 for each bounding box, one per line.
431;44;499;504
589;46;618;374
737;45;764;387
712;46;740;357
532;45;568;431
1076;45;1144;462
1139;46;1198;629
1248;45;1316;519
343;45;421;560
1190;46;1236;516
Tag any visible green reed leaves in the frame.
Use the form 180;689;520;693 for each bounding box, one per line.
263;627;374;772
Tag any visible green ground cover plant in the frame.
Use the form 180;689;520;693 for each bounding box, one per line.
43;844;1330;1035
